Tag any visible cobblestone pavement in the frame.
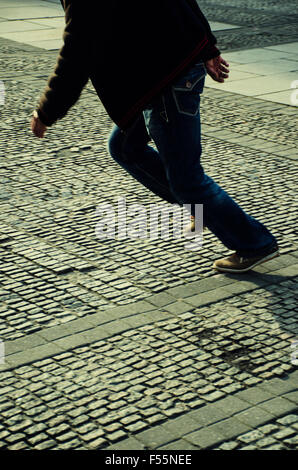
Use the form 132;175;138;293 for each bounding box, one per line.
199;0;298;50
1;276;298;450
0;0;297;451
214;414;298;450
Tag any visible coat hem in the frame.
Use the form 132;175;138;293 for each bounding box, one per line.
118;35;209;130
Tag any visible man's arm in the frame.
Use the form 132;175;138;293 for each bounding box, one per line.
186;0;221;61
32;0;89;137
187;1;230;82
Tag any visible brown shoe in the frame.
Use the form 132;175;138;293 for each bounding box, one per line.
213;249;280;273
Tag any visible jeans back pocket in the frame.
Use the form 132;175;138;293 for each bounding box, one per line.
172;62;207;116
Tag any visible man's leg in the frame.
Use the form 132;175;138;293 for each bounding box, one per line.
108;116;178;205
142;62;278;264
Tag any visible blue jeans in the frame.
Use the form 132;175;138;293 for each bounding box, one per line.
108;62;277;257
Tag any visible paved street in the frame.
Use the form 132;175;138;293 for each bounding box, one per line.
0;0;297;451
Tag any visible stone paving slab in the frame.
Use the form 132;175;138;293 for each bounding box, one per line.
0;6;62;21
206;68;298;106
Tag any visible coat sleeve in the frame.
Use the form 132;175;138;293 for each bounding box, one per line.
187;0;221;61
36;0;90;126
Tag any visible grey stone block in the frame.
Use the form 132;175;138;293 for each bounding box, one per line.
162;414;202;437
100;320;132;336
86;310;123;326
98;302;154;322
38;319;95;341
184;427;225;449
147;292;176;307
0;363;12;372
166;284;198;299
124;314;152;328
185;287;232;307
4;334;46;355
276;414;298;425
260;377;298;396
145;310;174;322
274;428;296;440
235;405;276;427
106;436;146;450
208;417;251;440
269;264;298;278
235;387;275;405
53;334;92;351
223;280;265;295
165;301;191;315
280;391;298;405
188;404;228;426
158;438;199;450
136;425;177;448
274;254;298;266
185;275;236;294
238;429;265;444
75;326;112;343
5;343;64;368
212;395;251;416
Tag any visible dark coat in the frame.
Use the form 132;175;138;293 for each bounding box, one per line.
37;0;220;130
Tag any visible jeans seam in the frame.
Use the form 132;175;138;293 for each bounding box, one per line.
171;84;203;116
134;162;174;196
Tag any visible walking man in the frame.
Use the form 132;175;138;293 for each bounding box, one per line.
31;0;279;273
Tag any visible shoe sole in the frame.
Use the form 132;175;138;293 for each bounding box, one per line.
212;251;280;273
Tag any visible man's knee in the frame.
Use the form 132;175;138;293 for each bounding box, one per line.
168;171;210;203
108;127;126;163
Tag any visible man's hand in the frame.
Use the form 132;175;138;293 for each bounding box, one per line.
31;111;47;138
205;56;230;83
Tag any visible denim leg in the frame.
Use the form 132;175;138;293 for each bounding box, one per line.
108;116;178;204
143;63;277;257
